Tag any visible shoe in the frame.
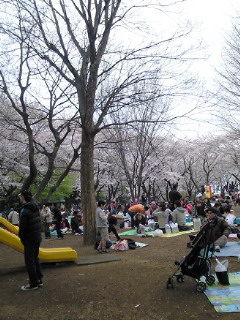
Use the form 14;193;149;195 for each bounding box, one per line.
97;248;102;253
101;249;108;253
21;284;38;291
37;280;43;287
215;245;221;252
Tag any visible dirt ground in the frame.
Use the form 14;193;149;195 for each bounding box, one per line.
0;228;240;320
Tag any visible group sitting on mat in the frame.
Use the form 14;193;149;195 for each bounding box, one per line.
95;194;240;252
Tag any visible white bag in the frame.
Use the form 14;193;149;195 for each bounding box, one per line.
193;218;201;231
215;259;230;285
165;224;171;234
124;221;129;228
215;259;228;272
152;229;163;237
169;222;179;233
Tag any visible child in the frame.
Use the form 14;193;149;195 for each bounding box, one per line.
95;201;109;253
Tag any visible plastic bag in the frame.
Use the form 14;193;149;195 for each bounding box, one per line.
215;259;230;285
152;229;163;237
169;222;179;233
215;259;228;272
193;218;201;231
165;224;171;234
114;240;129;251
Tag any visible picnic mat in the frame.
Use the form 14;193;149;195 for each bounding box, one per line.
75;255;121;265
215;241;240;257
204;272;240;312
119;229;194;237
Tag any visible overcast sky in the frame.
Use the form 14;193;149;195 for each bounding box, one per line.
183;0;239;79
170;0;240;140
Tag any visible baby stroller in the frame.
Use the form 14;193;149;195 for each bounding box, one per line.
167;221;216;292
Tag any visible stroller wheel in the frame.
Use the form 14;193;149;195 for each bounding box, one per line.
206;275;215;286
177;275;184;283
166;277;174;289
196;281;207;293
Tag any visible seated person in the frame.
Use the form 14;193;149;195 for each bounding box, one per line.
152;202;172;233
71;211;83;235
223;209;239;233
134;213;147;234
172;200;191;231
201;207;231;251
224;209;236;225
61;215;70;233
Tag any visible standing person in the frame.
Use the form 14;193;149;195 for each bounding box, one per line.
41;205;52;239
128;203;145;229
141;193;148;205
52;203;64;239
8;208;19;226
169;184;182;211
96;200;109;253
195;200;206;220
18;190;43;291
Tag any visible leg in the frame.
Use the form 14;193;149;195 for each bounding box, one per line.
98;227;109;253
128;211;136;229
56;221;63;238
215;235;228;248
44;222;51;238
24;242;41;286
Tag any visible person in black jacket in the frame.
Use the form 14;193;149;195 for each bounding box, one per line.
52;203;64;239
18;190;43;291
169;184;182;210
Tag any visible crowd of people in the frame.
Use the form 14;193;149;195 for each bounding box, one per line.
94;184;240;254
1;184;240;290
1;202;83;240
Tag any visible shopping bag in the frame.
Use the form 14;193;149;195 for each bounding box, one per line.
193;218;201;231
215;258;230;285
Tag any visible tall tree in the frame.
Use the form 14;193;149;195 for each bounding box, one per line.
1;0;199;244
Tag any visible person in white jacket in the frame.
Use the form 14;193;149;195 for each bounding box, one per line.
153;202;172;232
8;208;19;226
172;200;191;231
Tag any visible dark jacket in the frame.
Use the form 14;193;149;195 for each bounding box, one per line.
52;207;62;223
169;189;181;203
18;201;42;244
198;216;231;247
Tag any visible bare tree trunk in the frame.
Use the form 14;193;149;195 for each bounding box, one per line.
81;130;96;245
